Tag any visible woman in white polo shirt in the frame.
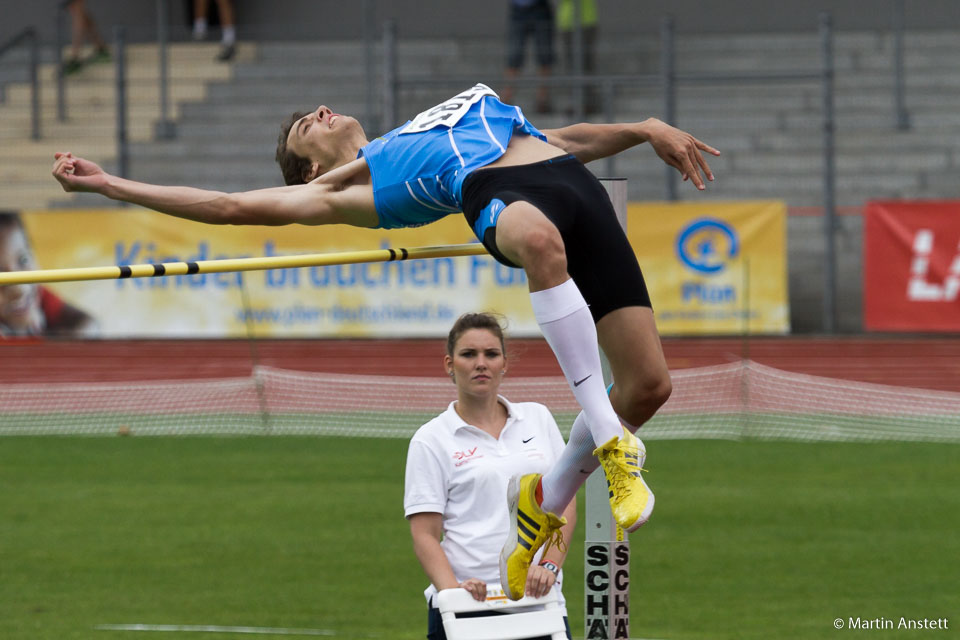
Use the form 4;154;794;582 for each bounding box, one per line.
404;312;577;640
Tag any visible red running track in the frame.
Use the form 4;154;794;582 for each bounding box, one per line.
2;336;959;393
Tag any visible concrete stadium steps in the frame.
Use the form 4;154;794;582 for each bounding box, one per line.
0;137;116;209
5;184;76;210
612;183;914;210
667;83;960;113
660;174;921;207
728;150;950;174
666;29;960;61
128;161;283;191
924;172;959;194
0;42;256;208
748;128;960;153
166;117;280;139
664;108;960;133
122;139;272;161
202;82;368;108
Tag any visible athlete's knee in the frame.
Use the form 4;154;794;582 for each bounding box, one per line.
614;372;672;427
650;374;673;410
510;219;567;277
522;219;564;260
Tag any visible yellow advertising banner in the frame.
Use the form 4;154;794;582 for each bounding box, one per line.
15;201;788;338
627;201;789;335
19;209;535;338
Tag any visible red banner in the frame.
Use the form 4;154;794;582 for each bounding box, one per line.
864;201;960;331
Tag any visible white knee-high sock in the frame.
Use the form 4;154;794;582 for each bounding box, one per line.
541;411;598;514
529;279;622;447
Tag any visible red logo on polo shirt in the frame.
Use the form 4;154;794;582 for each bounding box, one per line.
453;447;483;467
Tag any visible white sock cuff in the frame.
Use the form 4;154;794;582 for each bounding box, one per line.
529;279;588;325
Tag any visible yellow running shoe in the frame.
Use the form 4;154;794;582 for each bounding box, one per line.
499;473;567;600
594;427;654;532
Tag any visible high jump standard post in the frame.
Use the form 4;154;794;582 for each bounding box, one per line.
584;178;631;640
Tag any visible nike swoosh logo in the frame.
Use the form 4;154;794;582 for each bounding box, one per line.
522;437;535;443
573;375;592;387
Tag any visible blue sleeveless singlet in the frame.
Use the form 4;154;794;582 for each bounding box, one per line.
358;84;547;229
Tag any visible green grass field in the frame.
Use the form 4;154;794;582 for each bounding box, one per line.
2;437;958;640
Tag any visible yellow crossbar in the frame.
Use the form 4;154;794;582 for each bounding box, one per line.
0;243;489;286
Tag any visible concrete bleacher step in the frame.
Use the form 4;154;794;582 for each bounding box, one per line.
178;101;335;121
839;68;960;89
664;29;957;56
728;150;951;174
748;128;959;153
703;172;922;202
922;172;960;194
126;138;273;159
204;81;369;105
128;155;280;179
0;42;256;209
169;120;280;142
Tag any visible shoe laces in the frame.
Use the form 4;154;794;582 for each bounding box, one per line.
603;446;647;505
541;525;567;557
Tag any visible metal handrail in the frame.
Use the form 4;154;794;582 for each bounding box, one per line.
0;26;35;58
892;0;910;130
0;26;41;140
155;0;175;139
114;26;128;180
56;1;69;121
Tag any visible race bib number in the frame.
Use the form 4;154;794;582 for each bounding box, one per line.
399;83;499;135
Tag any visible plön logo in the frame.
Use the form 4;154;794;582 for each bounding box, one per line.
675;218;739;275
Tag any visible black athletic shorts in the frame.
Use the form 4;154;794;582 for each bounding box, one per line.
461;154;652;322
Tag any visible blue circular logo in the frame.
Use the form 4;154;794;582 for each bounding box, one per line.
675;218;739;274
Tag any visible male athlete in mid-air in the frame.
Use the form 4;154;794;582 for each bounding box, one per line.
53;83;719;600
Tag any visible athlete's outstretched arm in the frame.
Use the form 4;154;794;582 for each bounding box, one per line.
51;152;378;228
541;118;720;190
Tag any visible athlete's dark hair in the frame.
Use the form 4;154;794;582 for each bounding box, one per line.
0;211;24;231
275;110;313;186
446;312;507;357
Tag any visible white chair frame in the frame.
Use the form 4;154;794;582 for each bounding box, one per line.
436;586;567;640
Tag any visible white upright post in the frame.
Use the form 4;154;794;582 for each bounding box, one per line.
584;179;630;640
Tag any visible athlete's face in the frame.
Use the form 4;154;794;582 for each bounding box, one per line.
0;224;41;334
285;105;365;180
445;328;507;398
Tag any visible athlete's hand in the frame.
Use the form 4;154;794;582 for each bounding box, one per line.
52;152;109;193
642;118;720;190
